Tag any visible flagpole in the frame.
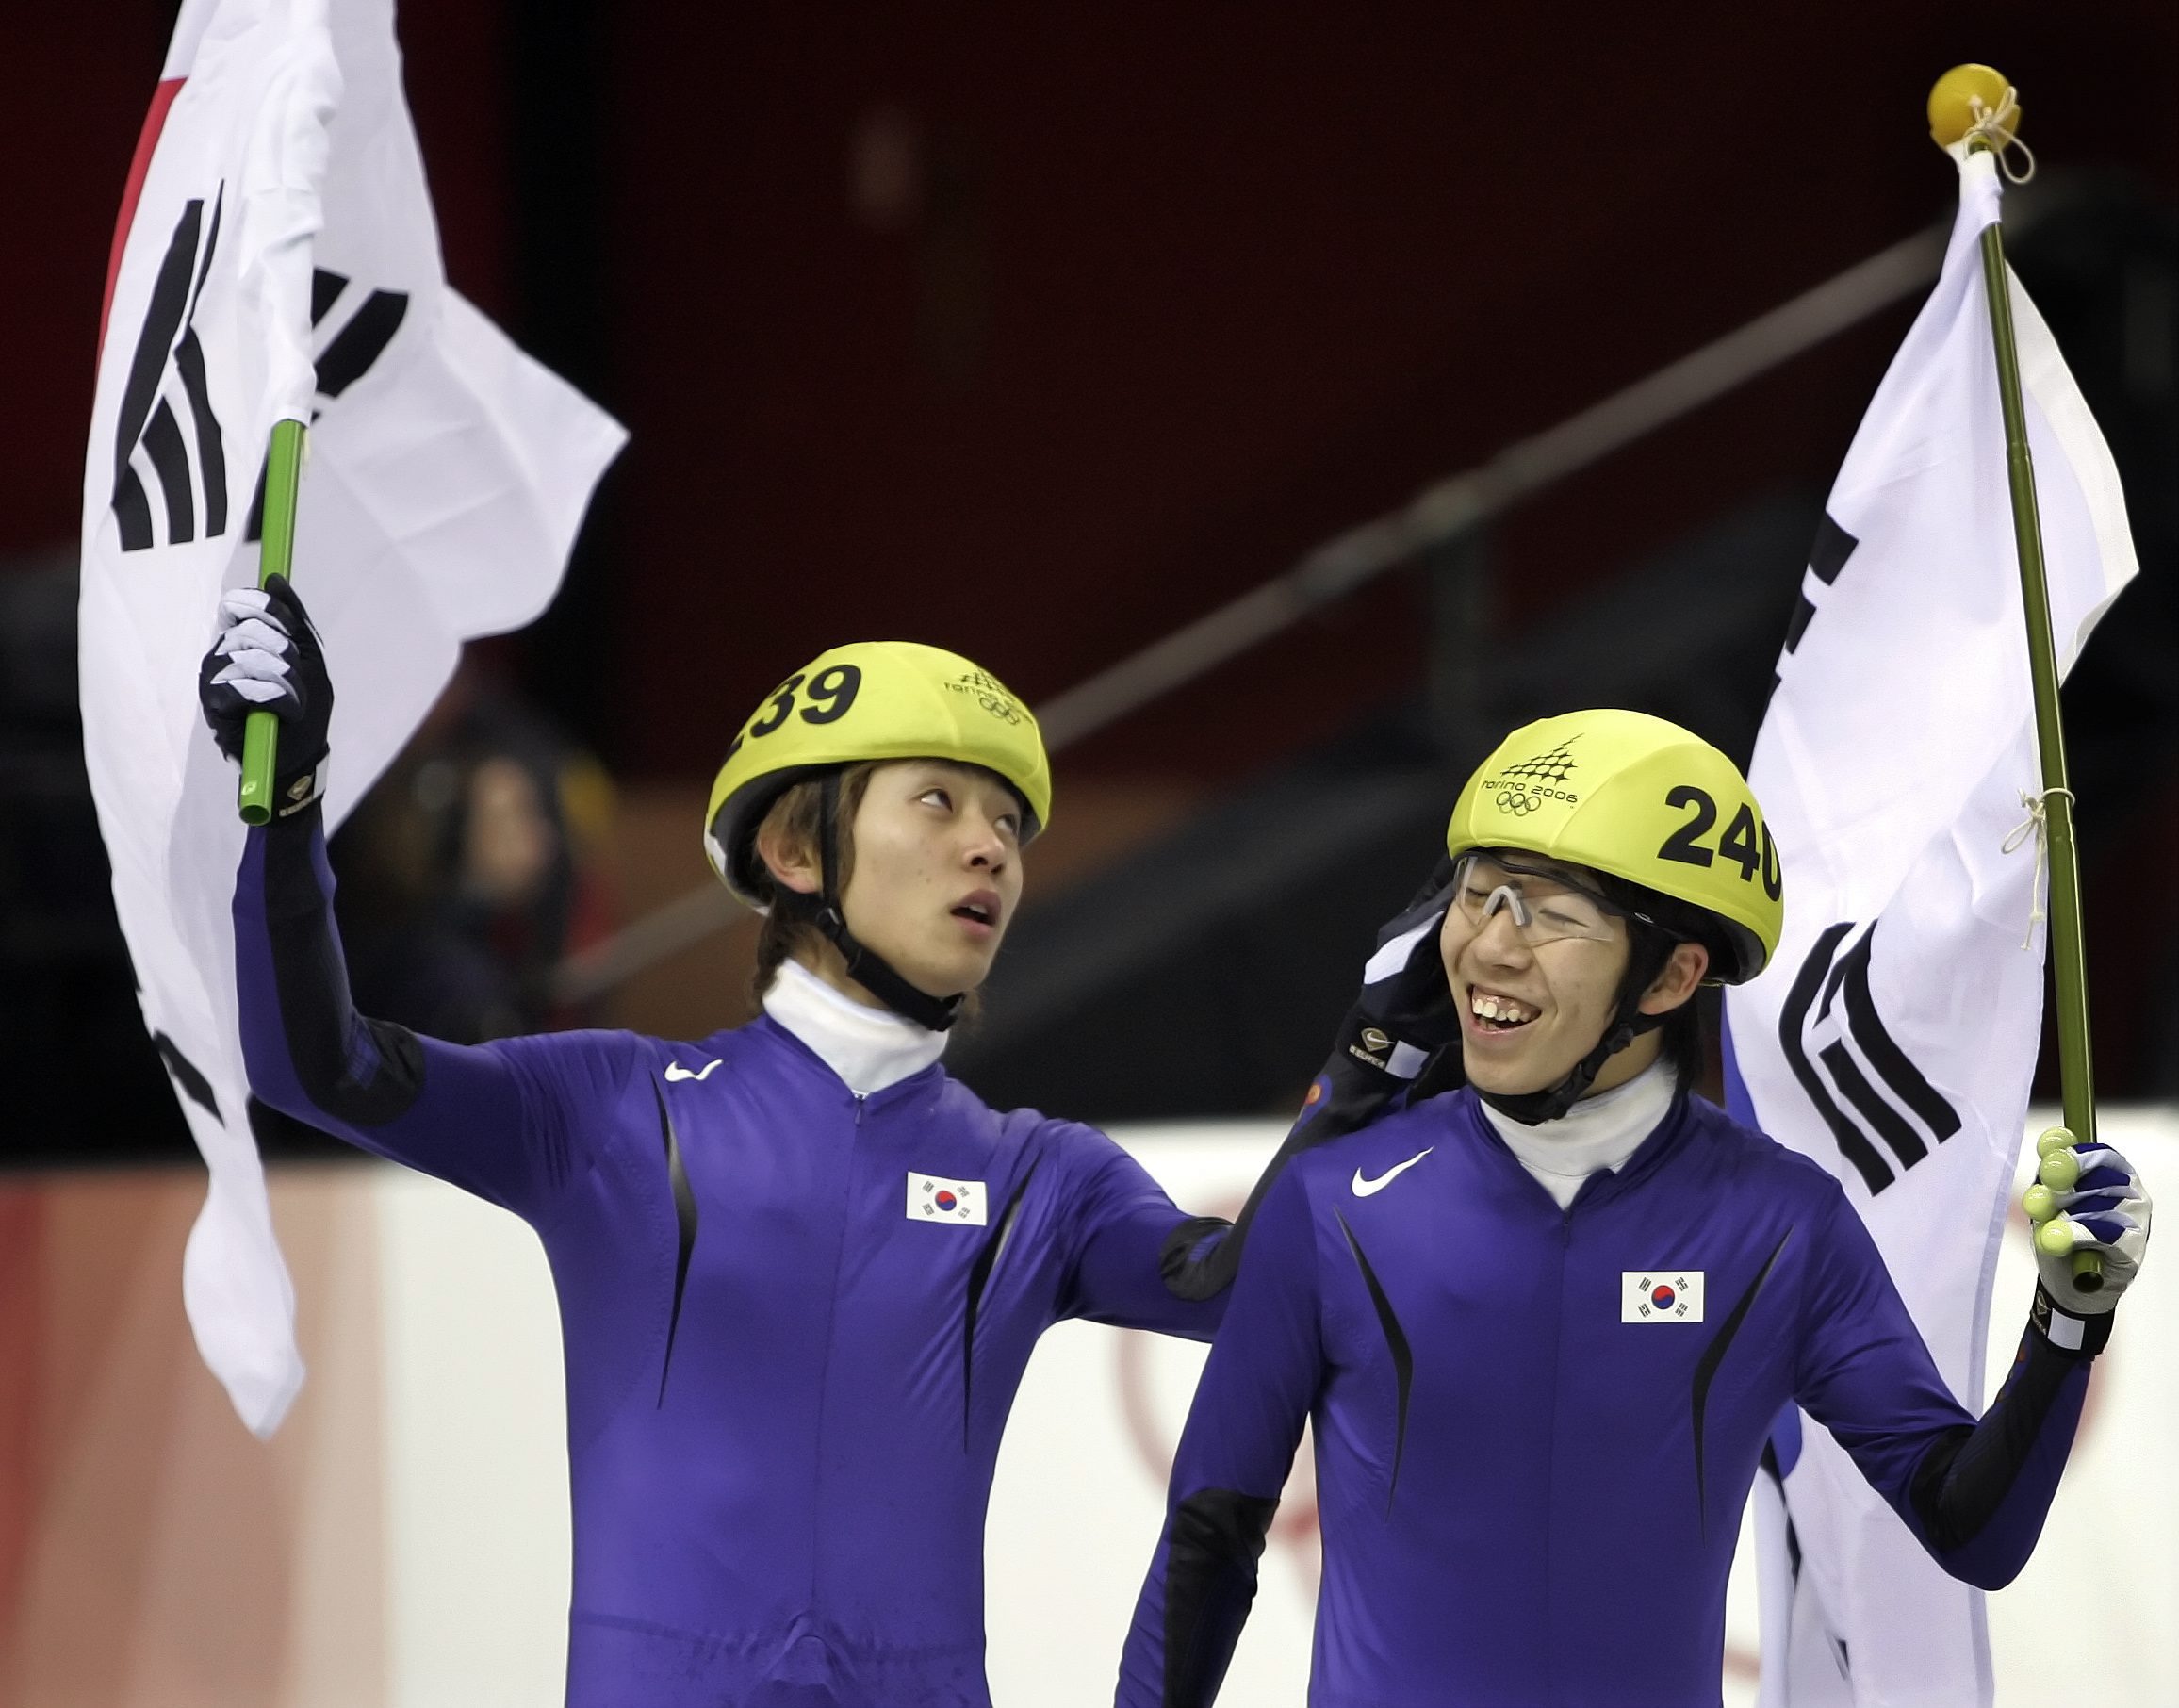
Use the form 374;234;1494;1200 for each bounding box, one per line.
237;417;306;825
1929;64;2102;1289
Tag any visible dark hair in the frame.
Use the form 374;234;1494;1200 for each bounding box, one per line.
1596;871;1734;1087
746;763;879;1004
1648;971;1708;1085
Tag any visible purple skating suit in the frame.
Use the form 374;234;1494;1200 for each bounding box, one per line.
235;806;1227;1706
1120;1087;2101;1708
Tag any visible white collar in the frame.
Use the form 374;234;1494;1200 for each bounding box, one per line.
761;957;948;1096
1478;1059;1678;1209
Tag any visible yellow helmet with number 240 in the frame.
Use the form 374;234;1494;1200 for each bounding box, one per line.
704;641;1053;910
1445;709;1782;983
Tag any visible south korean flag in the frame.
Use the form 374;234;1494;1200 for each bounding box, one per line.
908;1173;988;1225
1621;1271;1705;1323
1723;143;2137;1705
82;0;623;1437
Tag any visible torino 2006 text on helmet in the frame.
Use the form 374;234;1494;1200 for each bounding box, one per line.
1445;708;1782;982
702;641;1053;1029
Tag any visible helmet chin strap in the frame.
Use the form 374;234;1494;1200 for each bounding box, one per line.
776;773;965;1034
1474;933;1676;1126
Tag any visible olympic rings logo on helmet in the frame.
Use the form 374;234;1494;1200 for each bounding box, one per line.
1448;710;1783;984
703;642;1053;910
945;669;1027;727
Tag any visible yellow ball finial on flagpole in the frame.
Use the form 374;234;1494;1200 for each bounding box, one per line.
1928;63;2022;150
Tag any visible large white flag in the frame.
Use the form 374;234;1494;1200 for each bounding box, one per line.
80;0;626;1437
1723;148;2136;1704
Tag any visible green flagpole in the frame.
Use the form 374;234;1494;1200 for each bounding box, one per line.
236;417;307;826
1929;65;2102;1289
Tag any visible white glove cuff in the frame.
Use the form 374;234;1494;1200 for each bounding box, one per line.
2031;1283;2113;1357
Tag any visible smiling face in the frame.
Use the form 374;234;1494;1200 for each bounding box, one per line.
1438;852;1708;1098
759;758;1025;1006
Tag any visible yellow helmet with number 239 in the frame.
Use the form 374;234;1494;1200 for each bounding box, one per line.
703;641;1054;911
1445;709;1782;983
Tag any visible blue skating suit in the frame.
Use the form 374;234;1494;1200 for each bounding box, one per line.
233;810;1227;1706
1121;1086;2097;1708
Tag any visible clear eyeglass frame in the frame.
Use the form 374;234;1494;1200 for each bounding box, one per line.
1448;851;1636;947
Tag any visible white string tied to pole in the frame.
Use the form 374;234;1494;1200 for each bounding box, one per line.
1964;86;2038;184
2001;785;2075;948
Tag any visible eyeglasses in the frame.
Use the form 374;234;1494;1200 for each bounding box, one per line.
1448;852;1634;948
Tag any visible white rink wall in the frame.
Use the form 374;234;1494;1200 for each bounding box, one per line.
374;1111;2179;1707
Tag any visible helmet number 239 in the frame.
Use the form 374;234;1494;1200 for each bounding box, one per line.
731;665;865;752
1657;785;1782;900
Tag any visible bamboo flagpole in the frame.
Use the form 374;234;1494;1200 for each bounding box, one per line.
1928;63;2103;1288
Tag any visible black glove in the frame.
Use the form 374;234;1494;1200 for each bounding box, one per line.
1161;859;1463;1302
198;573;333;816
1289;853;1464;1142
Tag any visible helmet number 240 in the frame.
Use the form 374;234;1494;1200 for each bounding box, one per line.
1657;785;1782;900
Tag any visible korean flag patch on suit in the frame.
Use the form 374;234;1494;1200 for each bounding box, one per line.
908;1173;987;1225
1622;1271;1705;1322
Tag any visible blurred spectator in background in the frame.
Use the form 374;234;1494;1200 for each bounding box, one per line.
328;659;616;1044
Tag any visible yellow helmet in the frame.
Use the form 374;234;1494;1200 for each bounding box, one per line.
704;641;1052;908
1445;709;1782;982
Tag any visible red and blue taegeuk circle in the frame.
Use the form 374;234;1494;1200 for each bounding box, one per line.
936;1191;958;1213
1652;1284;1676;1309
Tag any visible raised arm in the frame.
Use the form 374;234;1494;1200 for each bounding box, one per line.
1115;1168;1322;1708
1795;1152;2149;1590
1907;1141;2150;1584
204;577;602;1221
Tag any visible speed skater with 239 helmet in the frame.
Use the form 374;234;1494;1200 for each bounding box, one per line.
202;587;1252;1708
701;640;1051;1031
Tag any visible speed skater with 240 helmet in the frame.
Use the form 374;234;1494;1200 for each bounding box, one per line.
201;587;1320;1708
1118;709;2150;1708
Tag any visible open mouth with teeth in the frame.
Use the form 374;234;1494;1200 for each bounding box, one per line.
1468;988;1540;1032
951;897;999;928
